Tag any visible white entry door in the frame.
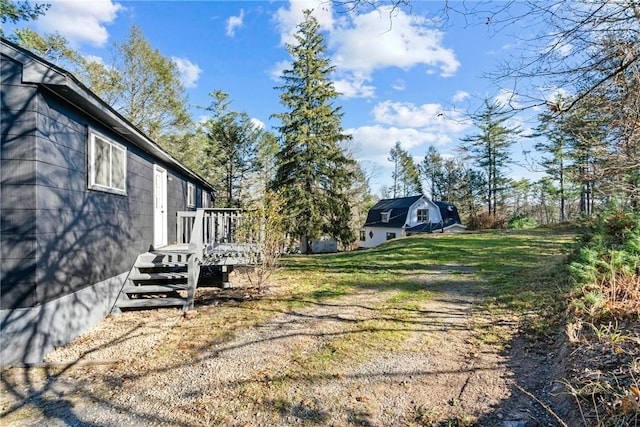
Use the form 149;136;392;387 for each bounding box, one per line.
153;165;168;248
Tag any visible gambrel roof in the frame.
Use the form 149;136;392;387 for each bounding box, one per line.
364;195;423;228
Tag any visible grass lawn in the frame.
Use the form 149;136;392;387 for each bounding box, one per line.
279;226;576;331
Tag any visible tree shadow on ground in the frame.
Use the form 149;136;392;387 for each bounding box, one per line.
1;229;576;425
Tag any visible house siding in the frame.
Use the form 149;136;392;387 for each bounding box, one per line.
406;198;443;225
360;226;404;249
0;44;214;365
1;55;38;309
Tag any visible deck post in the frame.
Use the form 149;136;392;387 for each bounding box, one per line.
185;254;200;310
188;209;205;260
221;265;232;288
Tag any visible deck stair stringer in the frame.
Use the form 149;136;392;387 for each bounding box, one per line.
112;250;198;313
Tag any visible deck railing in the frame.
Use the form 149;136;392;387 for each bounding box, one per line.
177;208;250;260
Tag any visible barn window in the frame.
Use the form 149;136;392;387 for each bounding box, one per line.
187;183;196;208
381;210;391;223
88;130;126;195
417;209;429;223
386;232;396;240
359;230;366;241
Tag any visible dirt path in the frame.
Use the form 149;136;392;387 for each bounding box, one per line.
1;268;562;426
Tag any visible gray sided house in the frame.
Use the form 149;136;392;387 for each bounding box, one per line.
359;195;466;249
1;38;215;365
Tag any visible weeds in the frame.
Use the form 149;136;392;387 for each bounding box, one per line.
564;207;640;426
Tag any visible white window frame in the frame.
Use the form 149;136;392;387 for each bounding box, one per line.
417;208;429;223
187;183;196;208
88;129;127;195
381;211;391;223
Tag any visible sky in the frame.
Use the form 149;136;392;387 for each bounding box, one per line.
10;0;546;194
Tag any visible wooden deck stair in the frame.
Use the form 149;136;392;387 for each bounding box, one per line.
112;208;261;313
112;251;199;312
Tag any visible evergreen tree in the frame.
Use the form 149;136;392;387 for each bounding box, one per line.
533;98;571;222
562;100;608;216
388;141;422;197
271;10;355;252
460;99;521;216
399;148;422;197
388;142;402;198
420;145;485;220
249;131;279;202
202;90;261;208
421;145;443;199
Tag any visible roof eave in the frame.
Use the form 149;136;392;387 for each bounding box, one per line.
2;38;215;193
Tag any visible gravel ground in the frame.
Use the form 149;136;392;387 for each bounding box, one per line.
1;268;563;426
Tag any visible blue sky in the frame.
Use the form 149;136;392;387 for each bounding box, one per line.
13;0;546;193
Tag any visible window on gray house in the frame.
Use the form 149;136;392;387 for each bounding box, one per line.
88;129;126;195
187;183;196;208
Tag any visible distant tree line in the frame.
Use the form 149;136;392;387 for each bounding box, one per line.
381;0;639;228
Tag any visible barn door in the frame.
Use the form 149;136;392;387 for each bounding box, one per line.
153;165;168;248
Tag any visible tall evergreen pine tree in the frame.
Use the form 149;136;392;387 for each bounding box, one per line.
460;99;520;216
271;10;355;253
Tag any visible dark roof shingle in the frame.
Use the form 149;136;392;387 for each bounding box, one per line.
364;195;422;227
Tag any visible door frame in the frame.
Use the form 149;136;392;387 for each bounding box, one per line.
153;165;168;248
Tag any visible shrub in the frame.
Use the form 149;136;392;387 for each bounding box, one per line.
507;213;538;229
568;207;640;319
466;212;507;230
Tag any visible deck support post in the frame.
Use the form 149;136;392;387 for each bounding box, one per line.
221;265;233;288
185;255;200;310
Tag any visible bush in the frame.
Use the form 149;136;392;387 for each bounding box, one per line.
507;213;538;229
466;212;507;230
569;207;640;319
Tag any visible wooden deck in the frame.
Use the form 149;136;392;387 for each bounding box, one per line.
113;209;262;313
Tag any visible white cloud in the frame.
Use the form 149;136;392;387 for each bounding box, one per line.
333;74;375;98
372;100;470;133
250;118;265;130
494;88;521;109
331;7;460;77
452;90;470;103
82;54;105;65
348;124;456;192
274;0;334;46
35;0;122;47
226;9;245;37
348;125;438;164
347;100;473;190
273;3;460;100
392;79;406;91
172;57;202;88
269;60;291;81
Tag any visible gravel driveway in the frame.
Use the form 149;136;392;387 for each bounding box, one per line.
1;267;559;426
